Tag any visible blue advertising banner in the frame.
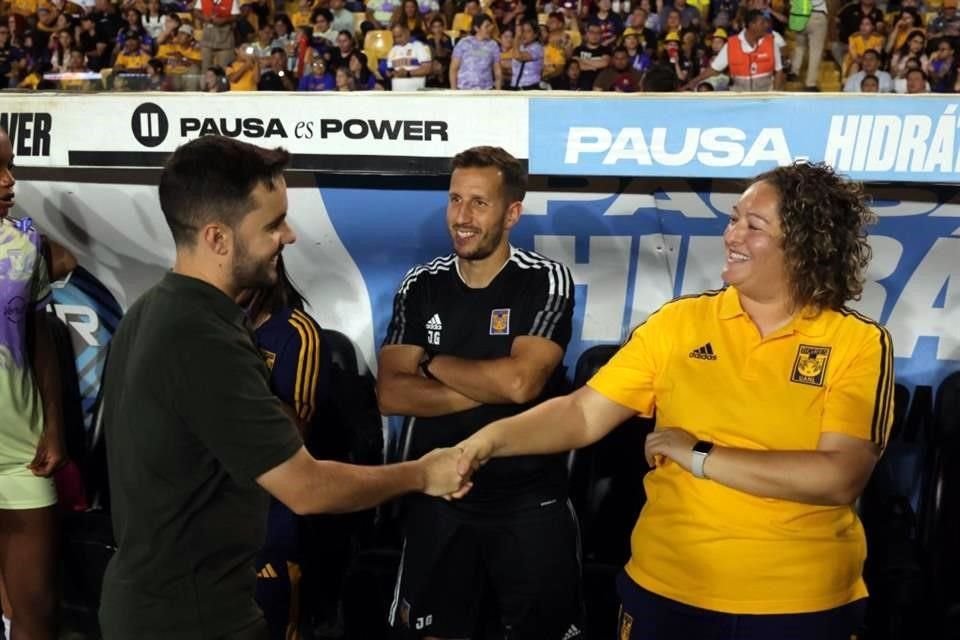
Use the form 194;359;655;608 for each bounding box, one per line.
530;96;960;183
320;177;960;392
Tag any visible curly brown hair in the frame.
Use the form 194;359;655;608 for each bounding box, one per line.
753;162;877;313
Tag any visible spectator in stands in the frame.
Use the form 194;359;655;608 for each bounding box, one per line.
572;20;611;89
843;16;884;78
636;0;661;32
330;0;356;34
859;72;879;91
366;0;398;29
425;15;453;87
543;20;571;82
153;12;181;47
391;0;428;39
928;0;960;39
890;29;929;79
249;23;276;70
0;125;65;640
884;8;921;56
142;0;165;40
641;60;679;90
298;55;335;89
290;0;314;28
97;136;468;640
271;14;296;52
674;29;704;83
311;8;338;47
790;0;827;91
660;8;683;37
259;46;297;89
47;29;74;73
458;161;891;640
386;22;432;88
843;48;892;91
552;54;582;88
621;28;653;72
226;43;258;89
593;44;642;89
895;56;929;91
510;17;543;88
710;0;738;29
0;25;16;83
146;57;174;89
927;37;957;91
347;49;383;88
203;63;229;90
685;10;783;91
113;33;150;72
116;9;151;56
834;0;883;69
450;14;501;88
91;0;123;45
906;66;930;91
378;145;582;640
664;0;701;30
593;0;624;46
194;0;239;72
334;64;354;88
498;26;516;84
328;30;356;69
156;25;201;89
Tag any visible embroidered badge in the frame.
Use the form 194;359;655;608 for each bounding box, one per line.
791;344;831;387
489;308;510;335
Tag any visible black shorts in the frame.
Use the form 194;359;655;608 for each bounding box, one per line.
389;497;584;639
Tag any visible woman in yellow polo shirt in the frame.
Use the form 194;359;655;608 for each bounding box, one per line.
457;162;893;639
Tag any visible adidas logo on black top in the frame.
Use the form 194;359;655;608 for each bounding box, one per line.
425;314;442;331
689;342;717;360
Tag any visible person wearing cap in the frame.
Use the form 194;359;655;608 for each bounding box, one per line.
684;9;783;91
156;23;203;88
621;27;654;72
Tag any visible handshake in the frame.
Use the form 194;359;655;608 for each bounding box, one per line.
414;434;494;500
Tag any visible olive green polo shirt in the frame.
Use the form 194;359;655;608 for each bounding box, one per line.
99;272;302;639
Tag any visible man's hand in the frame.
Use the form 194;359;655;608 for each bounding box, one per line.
455;432;494;478
28;428;67;477
644;427;696;472
418;447;473;498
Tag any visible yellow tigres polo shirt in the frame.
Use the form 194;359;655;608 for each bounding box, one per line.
588;286;894;615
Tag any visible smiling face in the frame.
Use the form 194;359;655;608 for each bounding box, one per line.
721;180;790;304
228;178;296;291
446;167;520;262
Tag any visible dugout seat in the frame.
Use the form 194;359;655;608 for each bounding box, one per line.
567;344;653;639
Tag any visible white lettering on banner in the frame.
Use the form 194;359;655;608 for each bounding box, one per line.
886;235;960;361
535;235;632;341
629;234;679;328
824;107;960;174
564;127;792;168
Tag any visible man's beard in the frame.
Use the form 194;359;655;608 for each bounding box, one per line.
232;234;278;291
453;221;505;261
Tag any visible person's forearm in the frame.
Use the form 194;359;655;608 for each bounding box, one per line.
298;459;426;514
774;69;784;90
411;64;432;76
494;65;502;89
32;314;63;438
429;353;547;405
702;447;870;506
484;394;595;457
378;371;481;417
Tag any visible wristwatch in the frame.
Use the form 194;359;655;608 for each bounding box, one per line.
691;440;714;479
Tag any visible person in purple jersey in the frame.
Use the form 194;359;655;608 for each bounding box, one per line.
0;126;66;640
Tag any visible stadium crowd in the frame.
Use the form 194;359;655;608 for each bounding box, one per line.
0;0;951;91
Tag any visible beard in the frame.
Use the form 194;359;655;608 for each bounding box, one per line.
452;220;506;261
231;234;279;291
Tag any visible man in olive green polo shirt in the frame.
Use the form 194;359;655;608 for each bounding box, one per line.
98;136;470;640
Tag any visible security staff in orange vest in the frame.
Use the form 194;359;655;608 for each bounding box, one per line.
685;9;784;92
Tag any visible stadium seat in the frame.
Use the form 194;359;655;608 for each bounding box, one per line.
926;372;960;634
364;29;394;59
352;10;366;37
452;12;473;33
567;344;653;638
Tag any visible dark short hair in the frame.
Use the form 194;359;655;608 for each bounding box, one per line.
641;63;678;92
906;67;927;80
612;45;629;55
860;73;879;87
159;137;290;247
862;48;881;59
472;13;492;31
270;46;286;56
745;9;766;25
311;7;333;23
450;146;527;204
752;162;876;312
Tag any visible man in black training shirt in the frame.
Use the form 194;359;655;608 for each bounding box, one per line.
99;136;469;640
378;146;584;639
